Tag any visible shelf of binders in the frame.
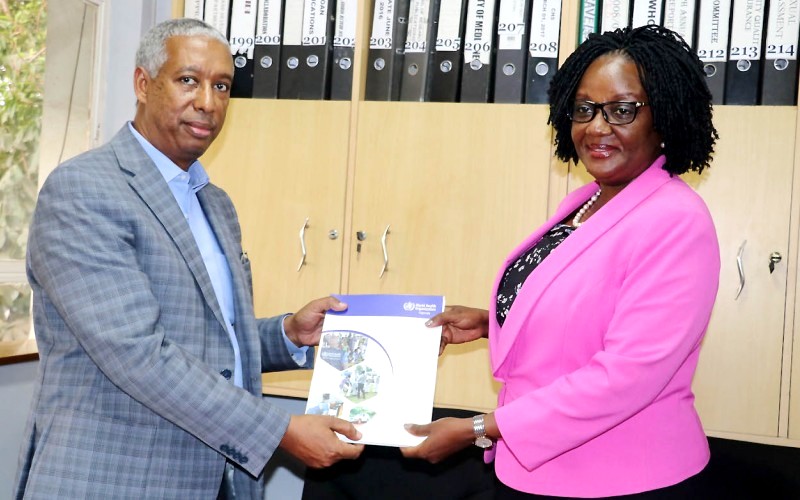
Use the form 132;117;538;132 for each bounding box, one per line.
177;0;575;104
179;0;800;105
579;0;800;106
180;0;361;100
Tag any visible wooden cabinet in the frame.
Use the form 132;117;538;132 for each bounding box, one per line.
175;0;800;442
201;100;554;411
688;107;796;440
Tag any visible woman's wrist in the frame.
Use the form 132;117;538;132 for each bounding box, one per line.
483;412;500;440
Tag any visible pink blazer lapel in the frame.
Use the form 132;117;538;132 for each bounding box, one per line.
489;157;672;376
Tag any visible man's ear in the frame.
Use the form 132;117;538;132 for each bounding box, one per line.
133;67;150;104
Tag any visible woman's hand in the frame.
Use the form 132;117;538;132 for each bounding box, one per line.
427;306;490;355
400;417;474;464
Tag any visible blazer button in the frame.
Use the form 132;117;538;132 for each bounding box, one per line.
220;369;232;380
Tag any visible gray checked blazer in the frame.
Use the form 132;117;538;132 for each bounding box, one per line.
14;126;306;499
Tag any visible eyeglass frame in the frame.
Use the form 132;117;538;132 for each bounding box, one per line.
568;100;649;125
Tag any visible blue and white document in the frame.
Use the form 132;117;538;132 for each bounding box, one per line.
305;294;445;447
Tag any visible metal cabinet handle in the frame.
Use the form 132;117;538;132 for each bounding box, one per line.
379;224;391;278
735;240;746;300
296;217;309;272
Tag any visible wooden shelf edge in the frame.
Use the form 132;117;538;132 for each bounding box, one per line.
0;339;39;365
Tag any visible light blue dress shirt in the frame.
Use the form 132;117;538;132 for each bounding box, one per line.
128;123;308;386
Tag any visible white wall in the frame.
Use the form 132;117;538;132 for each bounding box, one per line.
99;0;173;143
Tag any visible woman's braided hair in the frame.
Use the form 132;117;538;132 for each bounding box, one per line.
548;24;718;175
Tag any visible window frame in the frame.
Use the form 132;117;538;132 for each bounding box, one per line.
0;0;107;364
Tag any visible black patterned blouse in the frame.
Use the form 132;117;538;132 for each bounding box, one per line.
496;223;575;326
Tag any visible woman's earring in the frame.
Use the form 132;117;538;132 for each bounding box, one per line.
660;142;665;149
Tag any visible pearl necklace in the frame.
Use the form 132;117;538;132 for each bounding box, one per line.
572;188;602;227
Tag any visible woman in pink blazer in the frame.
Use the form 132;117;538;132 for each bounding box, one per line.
403;25;721;498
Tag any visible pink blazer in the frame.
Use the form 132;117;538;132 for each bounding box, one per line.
489;157;720;497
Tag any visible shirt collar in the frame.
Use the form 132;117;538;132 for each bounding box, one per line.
128;121;209;192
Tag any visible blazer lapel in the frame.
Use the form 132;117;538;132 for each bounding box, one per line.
491;157;672;375
198;187;260;389
111;127;229;334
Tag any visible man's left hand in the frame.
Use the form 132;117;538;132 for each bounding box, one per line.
284;296;347;347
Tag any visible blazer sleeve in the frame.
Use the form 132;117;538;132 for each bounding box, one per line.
257;315;315;371
493;202;721;471
28;166;290;477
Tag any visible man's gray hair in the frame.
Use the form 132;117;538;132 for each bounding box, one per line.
135;18;230;77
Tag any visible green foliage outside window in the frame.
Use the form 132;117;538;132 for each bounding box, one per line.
0;0;46;341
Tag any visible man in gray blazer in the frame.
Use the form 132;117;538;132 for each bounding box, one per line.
14;18;363;499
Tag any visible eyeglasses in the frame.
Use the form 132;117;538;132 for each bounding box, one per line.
569;100;649;125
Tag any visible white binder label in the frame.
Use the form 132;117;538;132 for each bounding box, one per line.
370;0;395;49
497;0;527;51
464;0;497;65
663;0;696;47
283;0;305;45
256;0;283;46
230;0;259;58
405;0;433;53
601;0;630;32
334;0;357;47
529;0;561;57
204;0;232;37
662;0;676;29
765;0;800;60
184;0;204;19
631;0;662;28
729;0;766;60
696;0;731;62
302;0;331;46
436;0;465;51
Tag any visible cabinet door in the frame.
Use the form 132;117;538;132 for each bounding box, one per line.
202;100;351;396
686;107;796;437
347;102;554;412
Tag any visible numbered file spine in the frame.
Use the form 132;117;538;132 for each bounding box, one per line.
492;0;531;104
400;0;442;101
525;0;561;104
696;0;731;104
460;0;498;102
229;0;259;98
252;0;284;99
761;0;800;105
429;0;468;101
365;0;411;100
331;0;358;100
724;0;766;105
295;0;335;99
